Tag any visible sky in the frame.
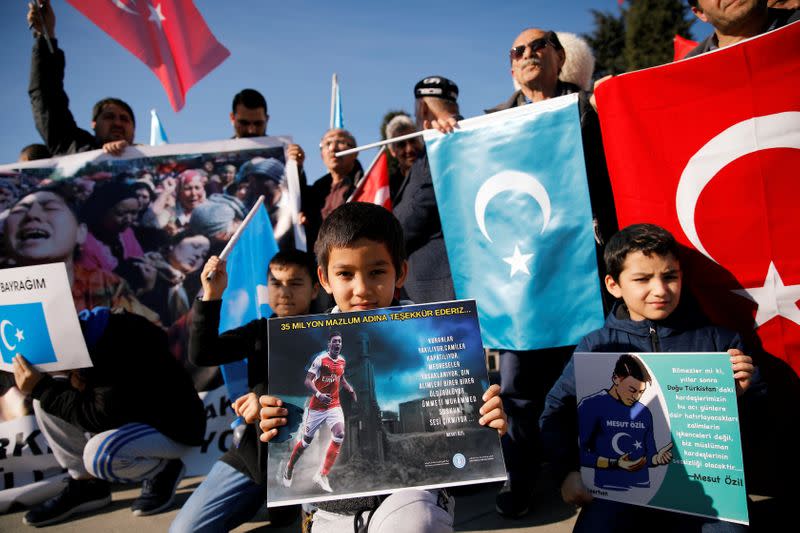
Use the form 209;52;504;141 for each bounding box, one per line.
0;0;711;180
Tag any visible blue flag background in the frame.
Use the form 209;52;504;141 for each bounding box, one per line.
218;204;278;401
426;94;604;350
0;302;56;365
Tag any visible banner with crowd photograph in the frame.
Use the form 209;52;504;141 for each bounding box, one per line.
266;300;506;507
0;137;296;510
574;352;748;525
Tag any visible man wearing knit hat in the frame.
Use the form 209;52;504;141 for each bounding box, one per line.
393;76;460;304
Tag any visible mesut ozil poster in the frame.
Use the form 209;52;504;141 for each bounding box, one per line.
266;300;506;507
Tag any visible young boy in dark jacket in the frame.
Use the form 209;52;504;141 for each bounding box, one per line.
170;249;319;532
257;202;508;532
539;223;754;532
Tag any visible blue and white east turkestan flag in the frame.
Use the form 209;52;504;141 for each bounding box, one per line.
218;203;278;401
426;93;604;350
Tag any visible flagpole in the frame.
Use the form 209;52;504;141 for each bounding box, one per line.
335;129;425;158
207;195;265;280
347;147;386;203
330;73;337;129
32;2;55;54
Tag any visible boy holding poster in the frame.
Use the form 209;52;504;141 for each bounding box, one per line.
170;249;319;532
258;202;508;532
540;223;755;531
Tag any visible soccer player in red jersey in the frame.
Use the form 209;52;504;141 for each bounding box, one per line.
281;331;356;492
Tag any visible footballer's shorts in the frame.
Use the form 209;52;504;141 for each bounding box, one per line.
302;406;345;439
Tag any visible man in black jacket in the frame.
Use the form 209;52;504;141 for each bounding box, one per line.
13;308;206;526
169;249;318;532
27;1;135;157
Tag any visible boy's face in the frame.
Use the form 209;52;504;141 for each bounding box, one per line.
611;375;647;407
267;263;319;318
318;238;408;312
605;251;682;322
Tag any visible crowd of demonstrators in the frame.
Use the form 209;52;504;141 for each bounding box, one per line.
1;0;797;530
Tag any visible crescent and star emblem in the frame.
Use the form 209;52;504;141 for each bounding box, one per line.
110;0;166;29
611;432;630;456
676;111;800;328
1;319;24;352
474;170;552;278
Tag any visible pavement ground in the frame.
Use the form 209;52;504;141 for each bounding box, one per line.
0;471;789;532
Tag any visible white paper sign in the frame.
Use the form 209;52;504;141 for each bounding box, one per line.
0;263;92;372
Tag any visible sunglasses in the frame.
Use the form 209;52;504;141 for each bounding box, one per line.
391;138;420;149
509;34;557;61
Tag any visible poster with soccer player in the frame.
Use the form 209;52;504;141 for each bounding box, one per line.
574;352;748;525
266;300;507;507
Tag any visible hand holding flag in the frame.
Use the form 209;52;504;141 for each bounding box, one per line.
12;355;44;396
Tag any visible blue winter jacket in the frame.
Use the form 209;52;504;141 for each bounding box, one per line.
539;300;748;481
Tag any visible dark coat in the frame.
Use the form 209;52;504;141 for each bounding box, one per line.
392;152;456;304
32;309;206;446
189;298;269;484
29;38;101;156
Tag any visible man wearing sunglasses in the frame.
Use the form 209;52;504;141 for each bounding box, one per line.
486;29;576;112
486;28;620;521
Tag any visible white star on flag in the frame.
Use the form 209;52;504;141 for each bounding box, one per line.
502;245;533;278
731;261;800;328
15;329;24;342
633;440;642;450
149;3;165;29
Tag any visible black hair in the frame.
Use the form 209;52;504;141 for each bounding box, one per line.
79;181;138;234
19;143;51;161
232;89;267;114
314;202;406;277
328;330;343;340
269;249;318;283
17;181;81;219
604;223;679;281
92;98;135;127
614;353;652;383
687;0;698;7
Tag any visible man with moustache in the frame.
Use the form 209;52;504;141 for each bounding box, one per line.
485;28;618;519
27;1;134;157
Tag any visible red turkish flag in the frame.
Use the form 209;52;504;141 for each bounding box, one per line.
66;0;229;111
596;22;800;377
673;34;699;61
349;148;391;211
